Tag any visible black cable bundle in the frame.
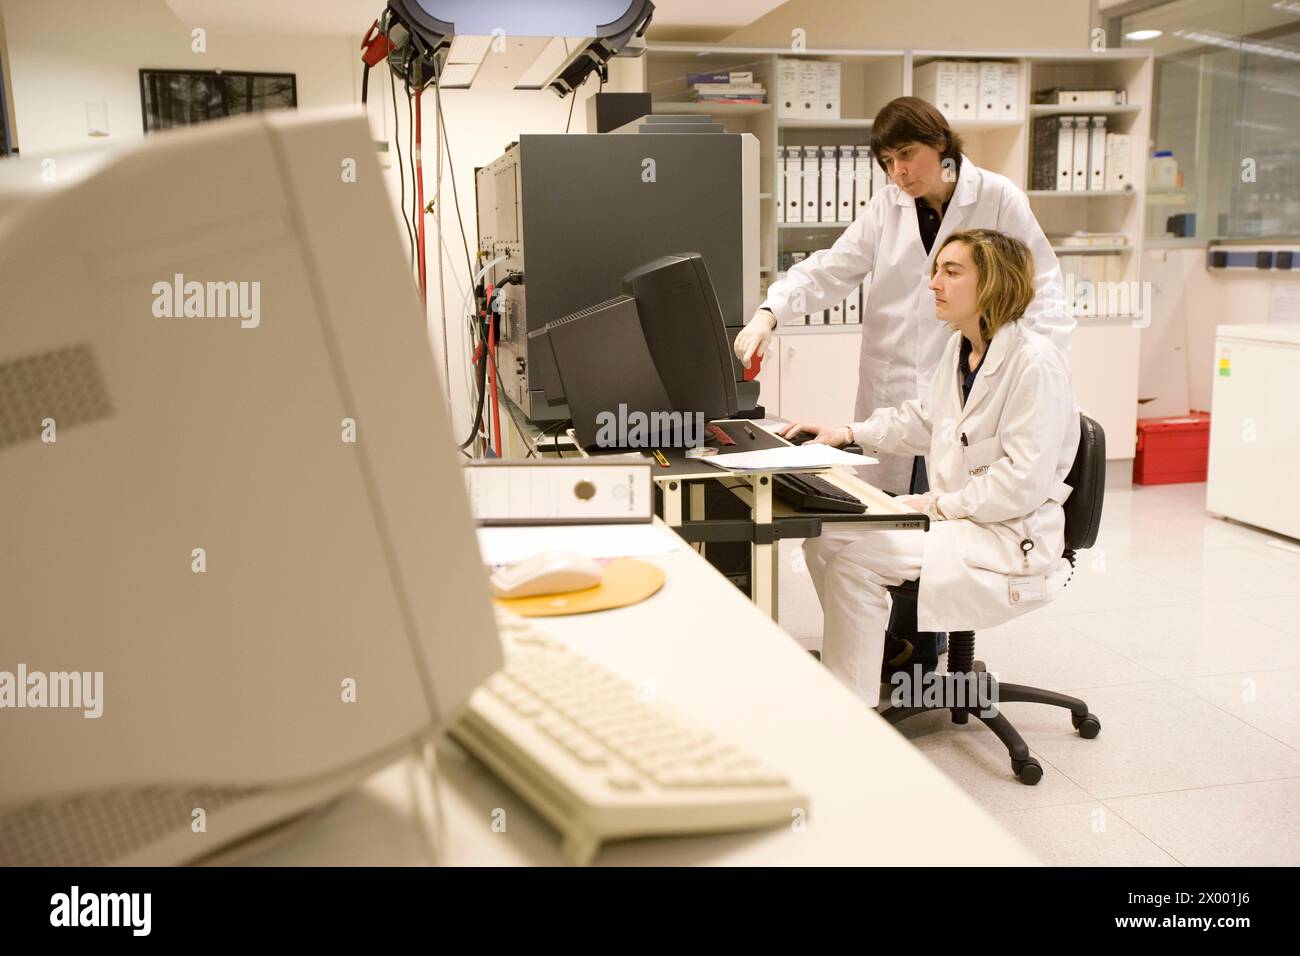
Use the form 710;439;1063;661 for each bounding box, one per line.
457;309;490;451
389;65;416;270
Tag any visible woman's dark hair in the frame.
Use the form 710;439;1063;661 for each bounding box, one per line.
868;96;964;173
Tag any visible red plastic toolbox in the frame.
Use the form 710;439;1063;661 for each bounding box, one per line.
1133;412;1211;485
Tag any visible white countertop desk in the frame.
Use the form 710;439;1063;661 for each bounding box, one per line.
245;522;1037;867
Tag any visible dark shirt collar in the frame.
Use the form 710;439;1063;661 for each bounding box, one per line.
959;335;984;406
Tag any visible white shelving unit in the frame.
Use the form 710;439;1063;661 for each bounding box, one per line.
1028;103;1141;117
645;43;906;316
778;222;852;230
780;117;880;128
645;43;1153;466
1051;243;1132;254
650;100;772;115
1026;189;1139;198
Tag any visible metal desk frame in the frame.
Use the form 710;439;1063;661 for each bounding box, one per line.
515;416;927;619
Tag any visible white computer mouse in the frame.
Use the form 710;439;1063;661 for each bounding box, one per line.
489;550;603;599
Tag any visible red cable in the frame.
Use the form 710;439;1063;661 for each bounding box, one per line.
414;87;426;301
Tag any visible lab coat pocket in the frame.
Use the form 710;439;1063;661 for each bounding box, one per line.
859;352;891;414
961;436;1003;478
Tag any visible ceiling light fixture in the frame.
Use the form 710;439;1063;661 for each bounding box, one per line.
1171;28;1300;61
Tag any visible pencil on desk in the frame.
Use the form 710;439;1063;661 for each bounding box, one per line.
653;449;670;468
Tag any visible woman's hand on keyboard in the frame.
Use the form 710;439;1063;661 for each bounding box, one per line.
776;422;852;447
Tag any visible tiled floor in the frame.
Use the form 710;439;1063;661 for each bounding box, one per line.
777;482;1300;866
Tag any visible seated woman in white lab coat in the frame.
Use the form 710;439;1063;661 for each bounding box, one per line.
778;229;1081;707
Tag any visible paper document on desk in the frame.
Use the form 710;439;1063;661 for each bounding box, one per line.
702;445;877;472
477;522;682;567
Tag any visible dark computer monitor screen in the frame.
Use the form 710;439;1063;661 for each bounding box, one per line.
622;253;739;421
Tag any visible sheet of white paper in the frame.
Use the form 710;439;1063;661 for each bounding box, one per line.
701;445;877;472
1269;282;1300;325
477;522;682;567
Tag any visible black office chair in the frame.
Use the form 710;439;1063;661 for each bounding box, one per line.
877;414;1106;785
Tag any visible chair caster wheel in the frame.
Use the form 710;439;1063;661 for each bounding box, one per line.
1012;757;1043;785
1072;713;1101;739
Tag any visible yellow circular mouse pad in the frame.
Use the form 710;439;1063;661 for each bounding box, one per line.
493;557;665;617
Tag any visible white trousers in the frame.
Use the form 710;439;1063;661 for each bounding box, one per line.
802;525;926;707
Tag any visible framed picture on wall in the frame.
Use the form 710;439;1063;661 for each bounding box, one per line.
1;53;14;156
139;69;297;133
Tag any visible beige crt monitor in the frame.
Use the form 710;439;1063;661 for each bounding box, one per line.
0;109;503;865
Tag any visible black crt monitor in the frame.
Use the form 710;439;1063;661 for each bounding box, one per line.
622;253;738;422
526;325;566;404
545;295;674;451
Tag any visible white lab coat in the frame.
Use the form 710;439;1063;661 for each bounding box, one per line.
762;156;1073;493
849;320;1081;632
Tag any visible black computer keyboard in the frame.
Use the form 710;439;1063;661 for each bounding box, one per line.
773;472;867;514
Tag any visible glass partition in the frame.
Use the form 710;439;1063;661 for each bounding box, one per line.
1111;0;1300;240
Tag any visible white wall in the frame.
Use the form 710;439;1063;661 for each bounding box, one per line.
722;0;1095;50
1141;246;1299;415
0;0;644;443
0;0;356;156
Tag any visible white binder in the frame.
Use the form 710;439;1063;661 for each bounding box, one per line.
829;299;844;324
845;285;860;323
997;62;1020;120
1088;116;1107;191
1059;254;1086;317
913;61;958;118
1055;116;1074;191
797;61;820;118
817;61;841;119
871;153;887;196
784;147;802;222
466;459;653;525
776;58;799;120
853;146;872;216
955;62;979;120
1105;132;1132;191
819;146;837;222
1071;116;1089;191
837;146;855;222
977;62;1002;120
802;146;819;220
775;146;786;224
1052;89;1121;106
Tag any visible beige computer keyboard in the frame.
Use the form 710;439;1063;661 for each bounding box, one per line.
449;609;808;865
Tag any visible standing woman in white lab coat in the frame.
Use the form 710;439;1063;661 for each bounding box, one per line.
735;96;1073;496
775;229;1080;706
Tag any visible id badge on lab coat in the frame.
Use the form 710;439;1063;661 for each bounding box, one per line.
1008;575;1046;606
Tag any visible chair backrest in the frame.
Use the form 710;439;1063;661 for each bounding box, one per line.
1063;413;1105;552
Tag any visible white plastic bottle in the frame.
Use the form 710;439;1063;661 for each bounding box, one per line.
1149;150;1178;190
